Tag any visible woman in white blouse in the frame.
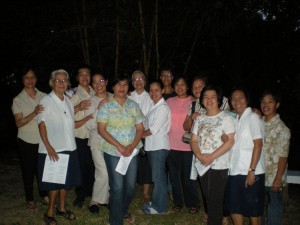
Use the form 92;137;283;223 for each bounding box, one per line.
142;81;171;214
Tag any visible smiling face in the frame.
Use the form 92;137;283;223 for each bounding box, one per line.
192;79;206;98
160;70;173;86
261;94;279;120
112;79;129;99
202;90;219;111
174;78;188;98
23;69;37;89
52;72;68;96
92;74;107;95
132;71;146;92
77;68;91;87
231;90;248;116
149;82;163;104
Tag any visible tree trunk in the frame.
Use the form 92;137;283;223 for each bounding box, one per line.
114;0;120;78
155;0;160;79
138;0;147;74
81;0;90;64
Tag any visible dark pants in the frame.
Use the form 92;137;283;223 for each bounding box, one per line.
200;169;228;225
17;138;47;201
166;150;200;208
75;138;95;199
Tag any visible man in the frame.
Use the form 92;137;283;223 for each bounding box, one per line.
71;65;96;208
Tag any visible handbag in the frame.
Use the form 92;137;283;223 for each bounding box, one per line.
181;101;197;144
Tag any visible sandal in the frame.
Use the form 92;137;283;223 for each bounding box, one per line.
201;213;208;223
55;207;76;220
26;201;38;212
189;207;200;214
44;213;57;225
124;213;135;224
172;206;182;213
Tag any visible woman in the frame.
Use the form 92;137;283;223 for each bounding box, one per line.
142;81;171;214
11;67;48;211
38;69;81;225
97;76;144;225
85;73;112;214
190;86;235;225
227;87;265;225
260;90;290;225
166;76;200;214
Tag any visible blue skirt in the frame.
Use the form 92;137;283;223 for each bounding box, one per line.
38;150;81;191
225;174;265;217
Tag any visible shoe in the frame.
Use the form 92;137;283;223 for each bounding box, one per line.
171;206;182;213
25;201;38;212
89;204;99;214
55;207;76;220
73;198;84;208
143;201;152;210
44;212;57;225
189;207;200;214
143;207;165;215
124;213;135;224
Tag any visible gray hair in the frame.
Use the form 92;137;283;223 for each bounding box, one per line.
131;70;145;80
49;69;71;87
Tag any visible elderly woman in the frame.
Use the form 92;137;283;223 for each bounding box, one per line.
84;72;112;214
11;67;48;211
190;85;235;225
38;69;81;225
227;87;265;225
97;76;144;225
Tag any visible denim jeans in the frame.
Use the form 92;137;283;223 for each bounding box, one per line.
263;186;284;225
104;153;138;225
148;149;169;212
166;150;200;208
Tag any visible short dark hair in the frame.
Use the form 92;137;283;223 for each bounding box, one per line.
192;75;208;86
149;80;164;89
111;75;129;87
76;64;91;75
159;66;173;76
200;85;223;108
229;86;251;106
92;71;108;81
260;89;281;103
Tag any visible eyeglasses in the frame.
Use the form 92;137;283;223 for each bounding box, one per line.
132;77;145;82
161;74;172;78
54;79;68;84
93;79;106;84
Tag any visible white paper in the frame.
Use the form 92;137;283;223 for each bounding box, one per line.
194;160;211;177
42;154;69;184
115;148;138;175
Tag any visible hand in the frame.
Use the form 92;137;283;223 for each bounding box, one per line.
191;112;200;120
272;178;283;192
123;144;135;157
47;148;59;161
34;104;44;115
198;154;214;166
245;171;255;188
79;100;91;111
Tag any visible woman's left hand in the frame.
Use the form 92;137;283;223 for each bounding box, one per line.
123;144;135;157
245;171;256;187
199;154;214;166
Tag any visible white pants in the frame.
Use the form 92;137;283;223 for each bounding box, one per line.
90;146;109;204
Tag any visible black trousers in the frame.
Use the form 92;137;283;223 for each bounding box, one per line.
75;138;95;199
17;138;47;201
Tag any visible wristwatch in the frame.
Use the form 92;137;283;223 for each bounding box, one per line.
248;168;255;172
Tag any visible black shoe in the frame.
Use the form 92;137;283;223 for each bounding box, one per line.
89;205;99;214
73;198;84;208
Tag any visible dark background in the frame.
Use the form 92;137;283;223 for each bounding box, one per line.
1;0;299;169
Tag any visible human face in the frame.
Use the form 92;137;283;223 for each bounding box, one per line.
192;79;206;98
132;72;145;92
149;82;163;104
113;80;129;99
160;70;173;86
77;68;91;87
52;72;68;96
231;90;248;116
261;94;279;120
92;74;107;94
202;90;219;111
23;70;37;89
174;78;188;98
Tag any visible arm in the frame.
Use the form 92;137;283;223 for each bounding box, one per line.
183;112;200;131
210;132;235;160
125;122;144;156
74;100;91;113
75;114;93;128
245;138;263;187
273;157;288;191
143;129;152;138
38;121;59;161
14;104;44;128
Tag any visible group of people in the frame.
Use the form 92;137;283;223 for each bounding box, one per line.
12;65;290;225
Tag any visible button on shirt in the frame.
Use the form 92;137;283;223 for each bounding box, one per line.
144;98;171;151
229;107;265;175
38;91;76;154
